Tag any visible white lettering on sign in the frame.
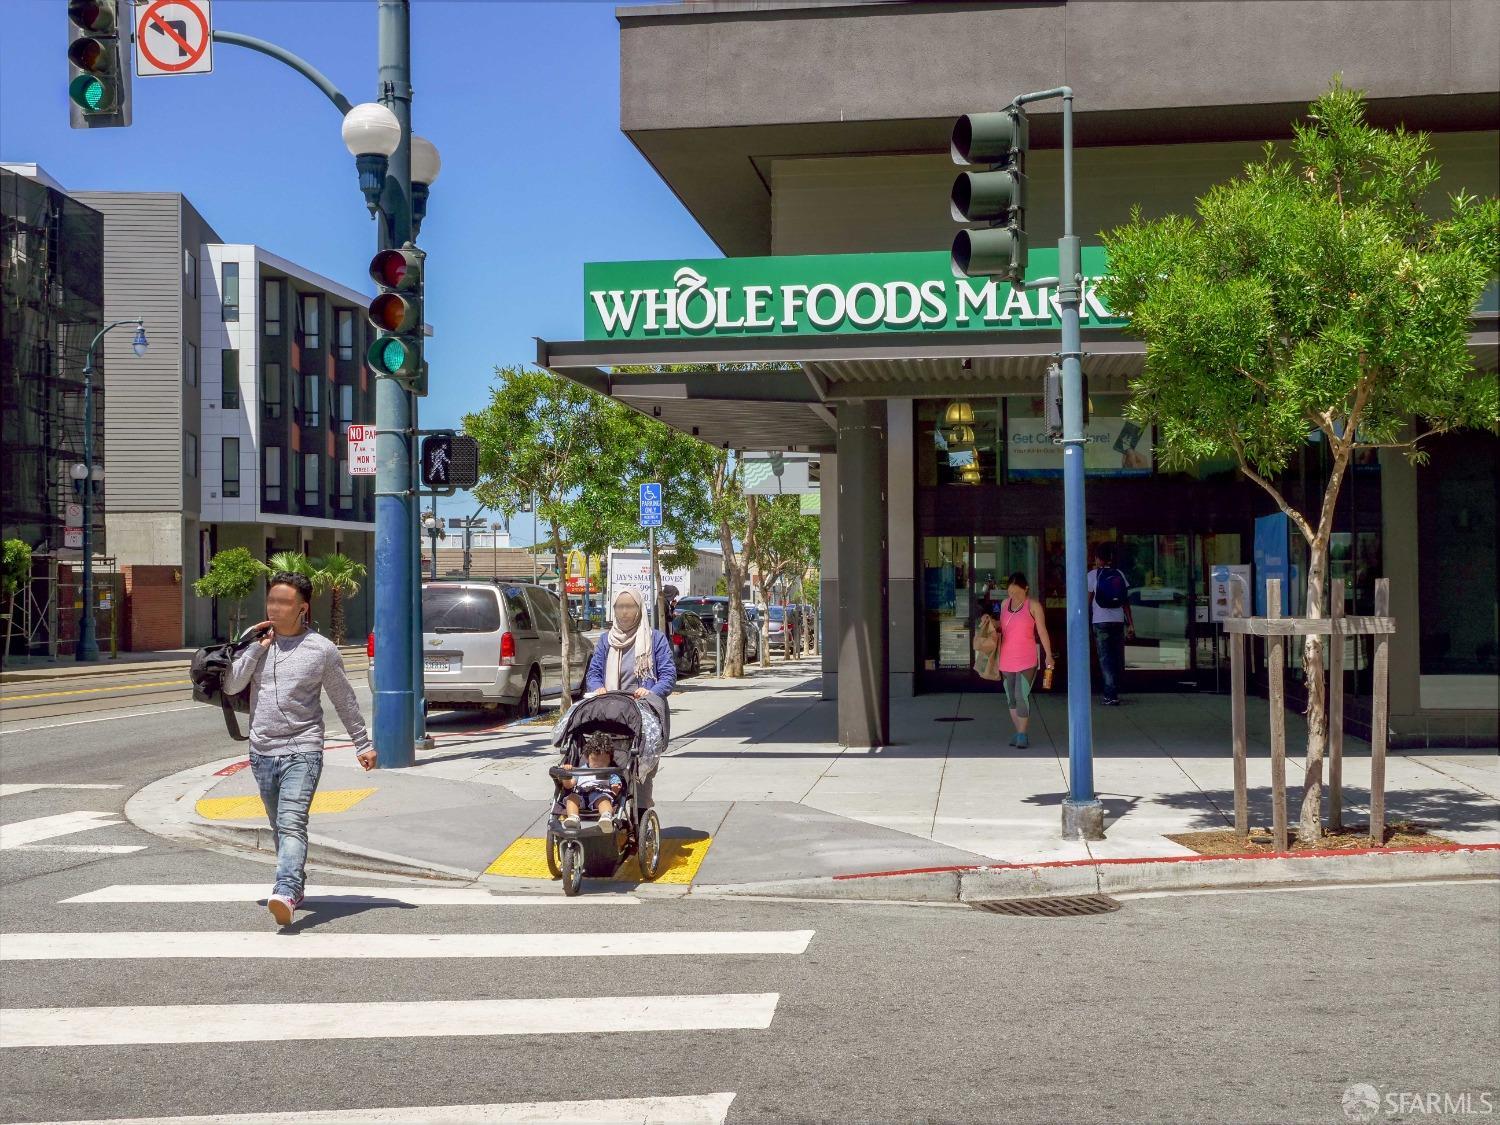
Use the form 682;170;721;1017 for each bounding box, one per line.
348;425;377;477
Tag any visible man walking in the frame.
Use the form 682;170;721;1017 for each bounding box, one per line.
225;571;377;926
1087;543;1134;706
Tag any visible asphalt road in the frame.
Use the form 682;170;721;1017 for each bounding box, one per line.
1;689;1497;1123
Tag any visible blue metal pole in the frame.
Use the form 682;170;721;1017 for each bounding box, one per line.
371;0;415;768
1054;90;1104;840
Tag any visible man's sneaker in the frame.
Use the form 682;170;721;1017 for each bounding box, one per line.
561;814;581;830
1103;697;1120;707
1007;734;1018;747
1015;733;1029;749
267;893;296;927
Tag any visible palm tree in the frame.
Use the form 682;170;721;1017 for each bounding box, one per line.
311;553;367;644
264;550;317;584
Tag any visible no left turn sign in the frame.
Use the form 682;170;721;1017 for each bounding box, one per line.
135;0;213;77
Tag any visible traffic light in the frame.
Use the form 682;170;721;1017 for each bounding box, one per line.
419;433;479;492
68;1;132;129
949;106;1027;283
1044;362;1088;440
366;244;427;395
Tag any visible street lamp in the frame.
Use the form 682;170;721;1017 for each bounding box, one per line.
410;133;441;236
341;101;401;215
75;317;145;661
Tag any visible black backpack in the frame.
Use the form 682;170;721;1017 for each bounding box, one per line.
189;630;261;741
1094;567;1129;610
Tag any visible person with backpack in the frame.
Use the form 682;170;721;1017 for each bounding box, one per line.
223;571;377;926
1087;543;1134;706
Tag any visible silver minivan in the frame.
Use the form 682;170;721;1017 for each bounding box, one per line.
369;581;591;715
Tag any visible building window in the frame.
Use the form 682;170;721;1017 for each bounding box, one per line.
263;279;281;336
184;340;197;388
299;293;320;350
184;250;197;298
221;262;239;321
336;308;354;360
302;373;321;429
222;437;241;498
917;399;1000;487
339;383;354;430
262;362;282;419
336;458;354;510
185;432;199;478
221;349;240;409
264;445;282;503
301;453;319;506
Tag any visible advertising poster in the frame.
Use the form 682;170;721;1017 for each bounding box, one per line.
1253;513;1290;617
1007;417;1153;478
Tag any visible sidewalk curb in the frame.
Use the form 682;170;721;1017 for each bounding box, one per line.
125;755;481;885
693;844;1500;903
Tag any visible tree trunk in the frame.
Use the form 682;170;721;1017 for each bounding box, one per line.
2;591;14;670
757;580;771;669
553;523;573;709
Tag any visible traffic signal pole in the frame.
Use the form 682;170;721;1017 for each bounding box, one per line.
371;0;418;768
1011;86;1104;840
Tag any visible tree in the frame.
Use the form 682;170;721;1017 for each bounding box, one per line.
713;450;753;676
466;366;639;708
1099;80;1499;842
2;539;32;670
311;553;367;645
746;495;820;665
622;412;717;630
193;547;264;637
265;550;317;583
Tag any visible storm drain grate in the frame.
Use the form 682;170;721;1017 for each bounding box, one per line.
934;716;974;723
970;894;1122;917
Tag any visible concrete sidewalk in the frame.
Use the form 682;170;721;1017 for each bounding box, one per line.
150;657;1500;899
0;645;366;684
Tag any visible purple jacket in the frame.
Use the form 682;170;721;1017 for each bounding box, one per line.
585;630;677;697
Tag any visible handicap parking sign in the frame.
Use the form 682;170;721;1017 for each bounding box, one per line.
639;482;663;528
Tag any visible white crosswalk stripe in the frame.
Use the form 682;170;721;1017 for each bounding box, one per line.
14;1091;737;1124
3;929;815;960
0;811;144;852
62;884;642;906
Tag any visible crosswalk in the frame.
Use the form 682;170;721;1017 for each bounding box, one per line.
0;876;814;1123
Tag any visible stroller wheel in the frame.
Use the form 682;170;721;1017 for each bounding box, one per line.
545;829;562;879
638;809;663;881
561;839;585;897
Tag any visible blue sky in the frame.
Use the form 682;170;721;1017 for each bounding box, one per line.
2;0;717;544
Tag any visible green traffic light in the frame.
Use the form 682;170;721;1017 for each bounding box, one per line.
68;73;110;112
380;338;407;372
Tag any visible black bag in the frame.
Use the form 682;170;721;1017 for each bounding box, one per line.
190;631;261;741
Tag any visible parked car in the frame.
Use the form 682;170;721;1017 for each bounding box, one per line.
367;580;589;716
668;611;709;677
766;605;794;653
676;596;760;663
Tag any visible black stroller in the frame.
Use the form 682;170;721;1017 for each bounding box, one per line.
546;691;666;895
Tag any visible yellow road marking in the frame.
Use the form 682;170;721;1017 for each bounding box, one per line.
196;788;377;821
2;679;191;702
485;835;712;885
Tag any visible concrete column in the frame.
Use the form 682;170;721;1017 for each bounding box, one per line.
820;452;839;699
837;400;889;747
1380;441;1421;728
887;399;916;699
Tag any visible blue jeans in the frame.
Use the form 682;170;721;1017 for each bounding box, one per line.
1093;623;1125;702
250;751;323;899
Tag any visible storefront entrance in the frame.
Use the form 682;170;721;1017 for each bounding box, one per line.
918;530;1245;695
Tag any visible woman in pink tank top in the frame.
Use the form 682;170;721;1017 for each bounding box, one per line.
996;572;1055;749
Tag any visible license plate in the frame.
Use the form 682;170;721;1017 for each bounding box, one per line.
423;657;449;672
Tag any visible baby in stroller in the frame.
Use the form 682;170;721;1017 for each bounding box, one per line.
557;732;623;831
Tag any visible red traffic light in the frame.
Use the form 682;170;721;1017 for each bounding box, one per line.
369;248;421;291
68;1;117;33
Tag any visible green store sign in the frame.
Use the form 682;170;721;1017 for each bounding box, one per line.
584;246;1124;342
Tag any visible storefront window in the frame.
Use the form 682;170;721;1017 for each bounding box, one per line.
1118;533;1190;671
1005;394;1151;480
916;399;999;486
922;536;973;670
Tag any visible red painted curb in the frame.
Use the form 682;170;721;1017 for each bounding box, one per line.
213;759;249;777
831;841;1500;881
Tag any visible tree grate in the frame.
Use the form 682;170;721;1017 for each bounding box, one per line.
970;894;1122;917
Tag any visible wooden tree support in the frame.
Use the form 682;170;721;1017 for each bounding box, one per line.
1224;577;1394;849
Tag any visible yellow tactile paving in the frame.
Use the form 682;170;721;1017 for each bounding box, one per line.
485;834;713;885
195;788;377;821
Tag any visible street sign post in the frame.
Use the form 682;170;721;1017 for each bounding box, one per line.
348;424;377;476
134;0;213;77
65;503;83;528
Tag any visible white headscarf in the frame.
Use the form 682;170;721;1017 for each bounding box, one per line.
605;587;655;692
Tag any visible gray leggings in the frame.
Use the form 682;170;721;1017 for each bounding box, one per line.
1002;669;1035;717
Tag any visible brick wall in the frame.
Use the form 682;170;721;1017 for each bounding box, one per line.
123;566;182;652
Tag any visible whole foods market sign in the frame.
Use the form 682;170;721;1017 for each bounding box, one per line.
584;247;1123;341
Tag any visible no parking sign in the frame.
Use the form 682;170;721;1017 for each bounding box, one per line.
135;0;213;77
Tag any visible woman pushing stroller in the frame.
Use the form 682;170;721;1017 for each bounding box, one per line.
585;587;676;702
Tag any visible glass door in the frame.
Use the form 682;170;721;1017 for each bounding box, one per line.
1118;534;1192;680
920;535;1042;691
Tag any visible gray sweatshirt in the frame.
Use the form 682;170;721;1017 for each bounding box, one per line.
224;630;372;756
